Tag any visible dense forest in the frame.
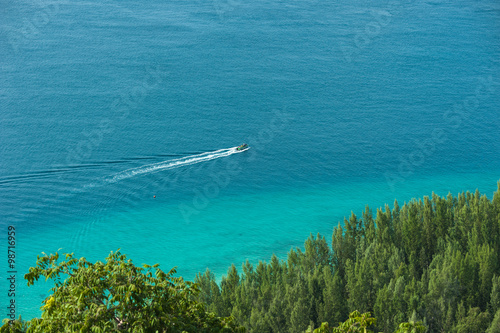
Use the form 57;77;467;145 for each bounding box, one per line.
195;182;500;332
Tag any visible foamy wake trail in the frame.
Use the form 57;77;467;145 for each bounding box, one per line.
106;147;240;184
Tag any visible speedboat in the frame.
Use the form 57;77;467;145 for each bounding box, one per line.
236;143;249;151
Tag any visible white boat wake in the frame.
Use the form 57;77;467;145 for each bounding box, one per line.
106;147;244;184
80;146;247;191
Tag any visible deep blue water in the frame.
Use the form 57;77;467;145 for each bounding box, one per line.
1;0;499;319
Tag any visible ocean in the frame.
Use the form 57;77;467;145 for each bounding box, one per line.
1;0;499;319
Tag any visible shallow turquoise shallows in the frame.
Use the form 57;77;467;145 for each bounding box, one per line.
1;0;499;319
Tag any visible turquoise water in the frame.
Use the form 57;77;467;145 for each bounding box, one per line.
1;0;499;319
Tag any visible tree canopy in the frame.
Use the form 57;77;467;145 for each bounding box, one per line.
1;250;244;333
196;182;500;332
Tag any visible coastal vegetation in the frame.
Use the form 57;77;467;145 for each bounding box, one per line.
2;182;499;332
1;251;244;333
196;183;500;332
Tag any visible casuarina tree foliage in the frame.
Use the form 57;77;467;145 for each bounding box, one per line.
196;182;500;332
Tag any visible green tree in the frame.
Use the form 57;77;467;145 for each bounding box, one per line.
288;277;311;333
394;320;426;333
306;311;376;333
487;309;500;333
1;250;243;333
318;269;347;326
452;307;490;333
221;264;240;316
0;317;28;333
195;268;223;315
490;276;500;315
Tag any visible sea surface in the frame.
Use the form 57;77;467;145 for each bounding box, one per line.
1;0;499;319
